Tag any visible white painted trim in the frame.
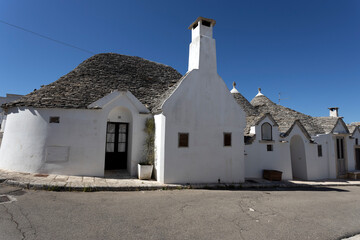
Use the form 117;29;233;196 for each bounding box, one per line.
87;90;149;113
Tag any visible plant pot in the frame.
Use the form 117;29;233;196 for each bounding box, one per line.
138;164;153;180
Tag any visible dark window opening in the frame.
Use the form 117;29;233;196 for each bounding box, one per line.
356;138;359;145
49;117;60;123
202;20;211;27
192;22;198;30
317;145;323;157
179;133;189;148
224;133;232;147
267;144;273;151
261;122;272;141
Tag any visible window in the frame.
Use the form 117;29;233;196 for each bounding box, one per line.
267;144;273;151
356;138;359;145
178;133;189;148
317;145;323;157
224;133;232;147
49;116;60;123
261;123;272;141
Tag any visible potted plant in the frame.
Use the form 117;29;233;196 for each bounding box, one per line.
138;118;155;180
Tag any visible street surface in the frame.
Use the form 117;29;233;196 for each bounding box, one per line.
1;183;360;240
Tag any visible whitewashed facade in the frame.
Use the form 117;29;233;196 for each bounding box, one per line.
0;91;150;177
155;17;246;183
238;87;360;181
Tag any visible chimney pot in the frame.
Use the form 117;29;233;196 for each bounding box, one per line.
329;107;339;117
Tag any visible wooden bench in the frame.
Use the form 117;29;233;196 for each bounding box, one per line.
347;171;360;180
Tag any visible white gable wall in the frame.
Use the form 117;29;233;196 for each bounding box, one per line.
156;69;246;183
332;120;348;134
284;124;317;180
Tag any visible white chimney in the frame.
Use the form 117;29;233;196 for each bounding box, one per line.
329;107;339;117
188;17;217;73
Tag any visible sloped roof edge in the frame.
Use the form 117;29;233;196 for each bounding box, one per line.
254;113;279;127
352;126;360;136
282;120;312;140
331;118;350;134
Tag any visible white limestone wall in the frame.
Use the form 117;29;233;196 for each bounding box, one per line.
309;134;330;179
158;69;246;184
284;125;317;180
244;117;293;180
304;134;331;180
285;125;320;180
154;113;166;183
0;93;148;177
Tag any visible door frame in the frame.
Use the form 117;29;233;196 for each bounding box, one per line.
355;147;360;170
104;122;129;170
335;136;347;178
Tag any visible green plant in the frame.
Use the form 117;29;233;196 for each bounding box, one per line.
141;117;155;165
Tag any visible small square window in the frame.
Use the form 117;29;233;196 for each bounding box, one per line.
224;133;232;147
49;116;60;123
267;144;273;151
178;133;189;148
318;145;323;157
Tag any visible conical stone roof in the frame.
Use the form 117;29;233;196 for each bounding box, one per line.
4;53;182;112
231;92;257;116
245;92;340;136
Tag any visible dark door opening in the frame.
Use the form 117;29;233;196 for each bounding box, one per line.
105;122;128;170
336;137;346;177
355;148;360;170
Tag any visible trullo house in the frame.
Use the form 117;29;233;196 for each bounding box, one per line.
0;17;246;184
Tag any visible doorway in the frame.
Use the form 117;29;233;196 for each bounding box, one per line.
105;122;128;170
336;137;347;177
290;135;307;180
355;148;360;170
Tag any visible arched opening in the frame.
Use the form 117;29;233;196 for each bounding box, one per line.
261;122;272;140
290;135;307;180
105;107;132;172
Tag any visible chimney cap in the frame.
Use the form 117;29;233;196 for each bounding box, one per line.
188;17;216;30
328;107;339;110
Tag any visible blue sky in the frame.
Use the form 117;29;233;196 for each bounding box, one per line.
0;0;359;123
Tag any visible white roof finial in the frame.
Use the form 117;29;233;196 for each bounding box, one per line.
230;81;239;93
256;87;264;96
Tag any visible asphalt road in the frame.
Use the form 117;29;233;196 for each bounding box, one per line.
1;183;360;240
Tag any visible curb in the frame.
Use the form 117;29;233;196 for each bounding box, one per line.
2;177;360;192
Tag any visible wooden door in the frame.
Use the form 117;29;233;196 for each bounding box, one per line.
105;122;128;170
336;137;346;176
356;148;360;170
